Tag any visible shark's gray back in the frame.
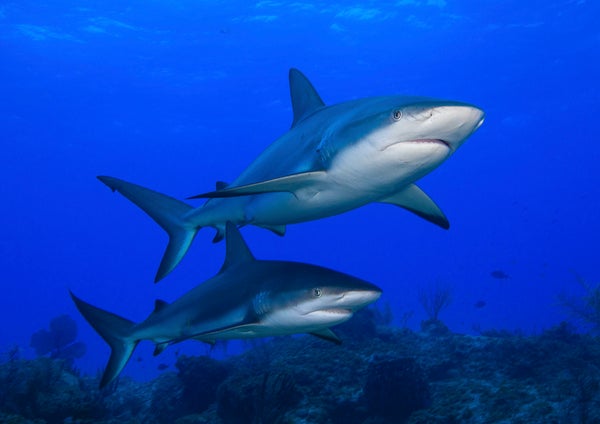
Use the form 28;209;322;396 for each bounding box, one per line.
136;257;367;335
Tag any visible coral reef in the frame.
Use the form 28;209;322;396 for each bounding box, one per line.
0;357;104;423
217;371;301;424
558;273;600;332
3;311;600;423
176;355;229;415
364;357;430;423
29;315;86;363
150;373;185;423
417;282;453;322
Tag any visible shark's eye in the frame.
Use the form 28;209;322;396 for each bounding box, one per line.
313;288;322;297
393;109;403;121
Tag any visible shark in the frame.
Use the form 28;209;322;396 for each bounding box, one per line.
99;68;485;282
71;222;382;388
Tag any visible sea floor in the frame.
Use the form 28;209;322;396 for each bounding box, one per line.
1;312;599;424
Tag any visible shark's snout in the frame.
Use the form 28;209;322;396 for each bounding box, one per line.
438;104;485;150
339;288;382;310
380;102;484;155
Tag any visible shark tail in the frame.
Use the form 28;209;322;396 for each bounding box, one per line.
70;291;138;388
97;176;199;283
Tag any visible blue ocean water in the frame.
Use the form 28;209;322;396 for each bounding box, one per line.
1;0;598;383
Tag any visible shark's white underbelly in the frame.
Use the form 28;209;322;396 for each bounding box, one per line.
243;188;373;225
193;137;451;229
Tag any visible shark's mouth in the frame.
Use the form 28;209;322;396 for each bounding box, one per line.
321;308;351;315
303;308;351;317
408;138;451;148
383;138;450;151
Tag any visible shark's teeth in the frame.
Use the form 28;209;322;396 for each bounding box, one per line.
320;309;351;315
381;138;450;151
409;138;450;148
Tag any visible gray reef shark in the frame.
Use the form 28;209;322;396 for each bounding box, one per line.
71;222;382;388
99;68;485;281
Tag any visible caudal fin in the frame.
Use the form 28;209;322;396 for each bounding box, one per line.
70;291;138;388
97;176;198;282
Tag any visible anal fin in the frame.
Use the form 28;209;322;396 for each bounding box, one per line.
153;343;168;356
212;228;225;243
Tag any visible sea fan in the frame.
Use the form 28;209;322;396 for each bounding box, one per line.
30;314;86;361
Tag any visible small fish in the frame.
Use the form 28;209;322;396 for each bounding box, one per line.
474;300;486;309
157;363;169;371
490;270;510;279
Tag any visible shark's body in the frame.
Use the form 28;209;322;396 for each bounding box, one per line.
72;223;381;388
100;69;484;281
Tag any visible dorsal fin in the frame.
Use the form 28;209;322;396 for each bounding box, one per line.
216;181;229;191
220;222;255;272
289;68;325;128
154;299;169;313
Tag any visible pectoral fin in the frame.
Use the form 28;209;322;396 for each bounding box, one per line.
192;337;216;346
309;328;342;345
259;224;286;237
380;184;449;229
170;323;257;345
188;171;328;200
167;309;260;345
